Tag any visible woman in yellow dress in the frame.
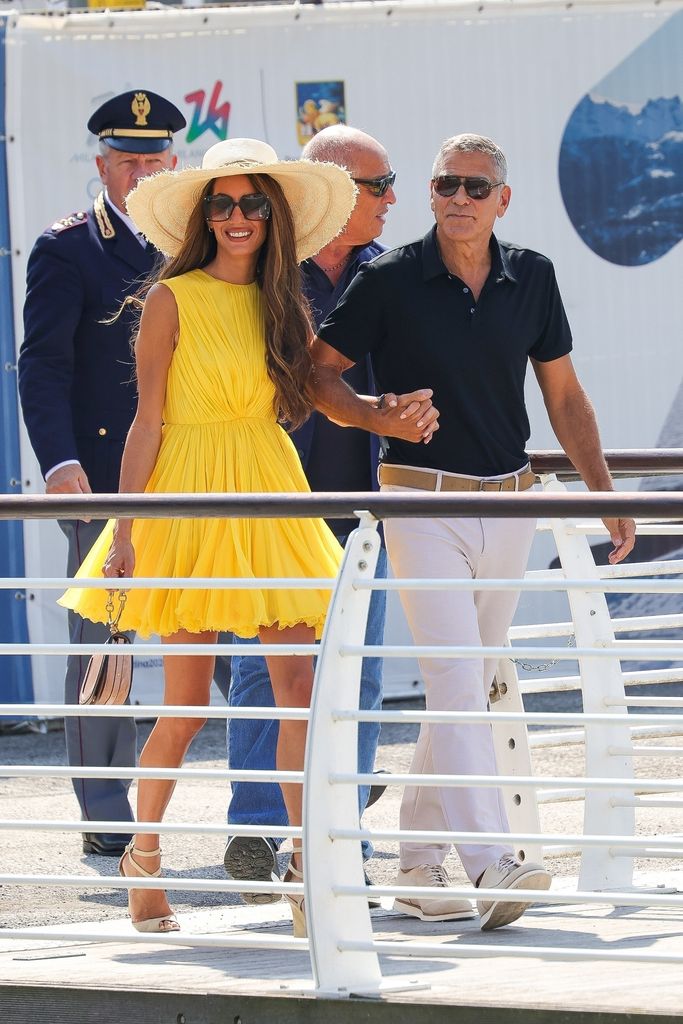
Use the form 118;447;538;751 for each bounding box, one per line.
60;139;356;935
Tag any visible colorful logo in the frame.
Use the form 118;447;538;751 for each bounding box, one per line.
184;81;231;144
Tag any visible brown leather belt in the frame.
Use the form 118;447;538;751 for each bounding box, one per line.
379;464;537;492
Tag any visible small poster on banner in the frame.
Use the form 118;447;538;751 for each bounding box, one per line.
295;81;346;147
88;0;144;7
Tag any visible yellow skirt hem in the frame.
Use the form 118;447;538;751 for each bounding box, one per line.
71;609;327;641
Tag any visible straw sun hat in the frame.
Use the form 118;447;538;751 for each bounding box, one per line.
126;137;357;262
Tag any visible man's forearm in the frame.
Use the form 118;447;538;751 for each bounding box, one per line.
311;356;439;443
547;386;613;491
311;364;381;433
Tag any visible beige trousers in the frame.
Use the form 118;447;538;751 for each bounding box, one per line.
383;485;536;882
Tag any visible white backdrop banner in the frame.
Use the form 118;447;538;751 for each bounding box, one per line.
5;1;683;699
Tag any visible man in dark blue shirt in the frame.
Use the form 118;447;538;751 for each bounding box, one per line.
311;133;635;930
221;126;396;905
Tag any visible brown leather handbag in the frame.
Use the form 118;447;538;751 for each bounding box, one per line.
79;591;133;706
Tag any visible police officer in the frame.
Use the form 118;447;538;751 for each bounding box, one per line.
18;90;185;857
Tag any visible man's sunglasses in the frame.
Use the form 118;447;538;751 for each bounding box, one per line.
204;193;272;222
432;175;504;200
352;170;396;197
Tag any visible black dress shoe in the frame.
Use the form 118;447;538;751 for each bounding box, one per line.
364;869;381;908
366;768;388;809
82;832;132;857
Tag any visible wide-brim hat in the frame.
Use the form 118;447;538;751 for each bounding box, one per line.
126;138;357;262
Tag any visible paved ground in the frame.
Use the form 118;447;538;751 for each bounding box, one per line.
1;700;681;929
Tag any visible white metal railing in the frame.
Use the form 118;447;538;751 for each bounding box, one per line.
1;467;683;996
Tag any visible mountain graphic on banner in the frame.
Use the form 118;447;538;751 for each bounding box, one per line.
558;10;683;267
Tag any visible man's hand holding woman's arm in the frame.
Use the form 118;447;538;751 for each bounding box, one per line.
310;338;439;444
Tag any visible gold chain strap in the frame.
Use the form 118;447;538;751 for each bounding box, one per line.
105;590;128;635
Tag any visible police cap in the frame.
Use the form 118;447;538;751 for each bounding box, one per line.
88;90;186;154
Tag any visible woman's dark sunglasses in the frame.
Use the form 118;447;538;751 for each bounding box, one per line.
204;193;272;222
352;170;396;197
432;175;504;200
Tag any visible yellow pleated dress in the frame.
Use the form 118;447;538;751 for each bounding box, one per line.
59;269;343;639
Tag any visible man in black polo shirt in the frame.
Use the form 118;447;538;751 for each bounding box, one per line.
311;133;635;931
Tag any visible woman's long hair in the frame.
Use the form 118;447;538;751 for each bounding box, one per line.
127;173;314;429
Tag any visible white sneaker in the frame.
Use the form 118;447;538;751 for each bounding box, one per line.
477;854;552;931
393;864;475;922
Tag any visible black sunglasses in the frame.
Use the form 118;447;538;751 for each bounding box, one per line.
204;192;272;222
432;175;504;200
352;170;396;197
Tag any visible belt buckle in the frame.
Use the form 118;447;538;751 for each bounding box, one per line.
480;479;504;492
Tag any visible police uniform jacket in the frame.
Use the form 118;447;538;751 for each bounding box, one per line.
18;197;157;494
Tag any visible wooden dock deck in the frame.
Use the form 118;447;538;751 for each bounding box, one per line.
2;873;682;1023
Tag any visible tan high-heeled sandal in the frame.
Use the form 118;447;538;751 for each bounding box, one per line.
284;844;306;938
118;840;180;933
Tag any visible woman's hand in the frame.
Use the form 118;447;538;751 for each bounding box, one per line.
103;534;136;579
378;389;440;444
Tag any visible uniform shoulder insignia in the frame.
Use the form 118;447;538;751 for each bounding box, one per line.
94;190;116;240
51;211;88;233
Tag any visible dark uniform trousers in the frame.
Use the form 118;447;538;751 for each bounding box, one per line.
60;518;136;824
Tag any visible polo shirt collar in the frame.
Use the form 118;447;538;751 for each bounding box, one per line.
422;225;517;284
353;240;383;266
303;241;382;289
342;241;383;280
422;226;445;281
492;235;517;284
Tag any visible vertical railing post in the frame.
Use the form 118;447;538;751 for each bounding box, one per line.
542;475;635;890
303;515;383;996
490;655;544;866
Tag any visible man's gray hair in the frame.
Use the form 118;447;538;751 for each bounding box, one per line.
432;134;507;182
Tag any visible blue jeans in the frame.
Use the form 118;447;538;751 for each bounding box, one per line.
227;542;387;861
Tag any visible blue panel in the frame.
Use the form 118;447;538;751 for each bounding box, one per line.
559;10;683;267
0;15;34;708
